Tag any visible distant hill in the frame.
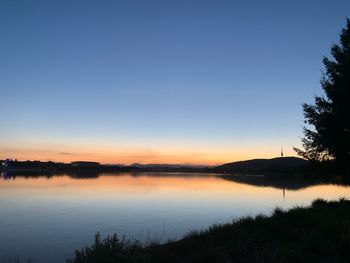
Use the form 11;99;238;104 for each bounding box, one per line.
130;163;210;169
213;157;308;175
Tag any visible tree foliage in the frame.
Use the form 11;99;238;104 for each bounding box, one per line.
295;19;350;165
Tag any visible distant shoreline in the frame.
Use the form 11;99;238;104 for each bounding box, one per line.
2;157;348;181
0;156;306;174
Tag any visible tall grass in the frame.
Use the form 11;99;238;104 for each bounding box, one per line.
66;198;350;263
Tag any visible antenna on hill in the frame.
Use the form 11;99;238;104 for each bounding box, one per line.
281;146;284;158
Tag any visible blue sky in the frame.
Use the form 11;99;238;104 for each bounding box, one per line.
1;0;349;164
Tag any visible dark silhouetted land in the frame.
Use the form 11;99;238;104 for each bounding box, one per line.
1;157;307;175
213;156;308;175
67;199;350;263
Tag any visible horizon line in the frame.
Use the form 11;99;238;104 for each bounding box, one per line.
1;155;299;167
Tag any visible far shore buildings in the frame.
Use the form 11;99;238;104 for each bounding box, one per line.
71;161;100;167
1;159;13;168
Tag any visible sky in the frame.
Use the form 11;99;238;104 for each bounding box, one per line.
0;0;349;165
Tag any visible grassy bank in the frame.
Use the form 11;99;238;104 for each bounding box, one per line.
67;199;350;263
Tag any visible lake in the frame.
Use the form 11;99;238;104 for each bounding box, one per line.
0;172;349;263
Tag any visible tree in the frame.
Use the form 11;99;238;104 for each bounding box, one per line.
295;19;350;166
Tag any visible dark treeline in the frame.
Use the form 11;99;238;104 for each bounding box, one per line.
0;157;312;177
2;157;348;181
1;160;137;174
0;159;209;177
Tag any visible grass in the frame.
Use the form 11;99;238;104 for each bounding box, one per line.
66;198;350;263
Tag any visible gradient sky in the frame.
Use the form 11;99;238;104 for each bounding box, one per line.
1;0;349;164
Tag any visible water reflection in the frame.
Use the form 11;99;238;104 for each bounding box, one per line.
1;171;13;180
0;172;349;263
2;170;347;190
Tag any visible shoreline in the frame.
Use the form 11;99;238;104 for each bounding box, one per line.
66;198;350;263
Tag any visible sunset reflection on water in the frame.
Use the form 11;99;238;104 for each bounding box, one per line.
0;173;349;263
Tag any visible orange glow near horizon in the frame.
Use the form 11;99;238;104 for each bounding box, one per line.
0;146;298;165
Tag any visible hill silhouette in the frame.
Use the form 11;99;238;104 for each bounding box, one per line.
213;157;308;175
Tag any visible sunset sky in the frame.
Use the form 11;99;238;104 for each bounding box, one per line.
1;0;349;165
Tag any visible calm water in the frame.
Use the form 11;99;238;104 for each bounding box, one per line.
0;172;349;263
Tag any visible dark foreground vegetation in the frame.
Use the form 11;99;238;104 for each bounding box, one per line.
67;199;350;263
